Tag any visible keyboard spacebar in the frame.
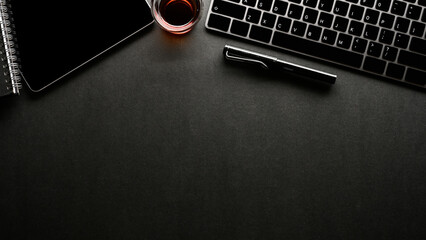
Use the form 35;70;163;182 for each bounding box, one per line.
272;32;363;68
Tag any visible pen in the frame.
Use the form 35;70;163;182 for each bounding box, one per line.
223;45;337;84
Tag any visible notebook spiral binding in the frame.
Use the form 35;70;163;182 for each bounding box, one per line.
0;1;20;94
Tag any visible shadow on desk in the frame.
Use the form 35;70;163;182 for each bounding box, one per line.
0;95;18;118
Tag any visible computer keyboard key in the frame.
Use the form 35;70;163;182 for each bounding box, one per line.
272;1;289;15
249;25;273;43
367;42;383;57
352;37;368;53
242;0;256;7
288;4;304;19
346;0;359;3
409;37;426;55
246;8;262;24
276;17;292;32
212;0;246;20
363;57;386;74
395;17;410;33
258;0;274;11
231;20;250;36
319;0;334;12
391;1;407;16
303;0;318;8
379;13;395;29
303;8;319;24
307;25;322;40
406;4;422;20
398;50;426;70
272;31;364;68
360;0;375;8
383;46;398;61
292;21;308;36
419;0;426;7
322;29;338;44
364;9;380;25
333;16;349;32
334;1;350;16
289;0;302;3
261;12;277;28
405;68;426;86
394;33;409;48
349;20;365;36
375;0;391;11
364;25;379;40
318;12;334;28
379;29;395;45
423;9;426;23
409;21;426;37
349;5;365;20
386;63;405;79
207;13;231;31
337;33;353;49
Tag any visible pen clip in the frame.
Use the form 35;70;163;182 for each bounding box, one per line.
224;49;269;70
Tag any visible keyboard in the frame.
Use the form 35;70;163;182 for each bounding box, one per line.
205;0;426;88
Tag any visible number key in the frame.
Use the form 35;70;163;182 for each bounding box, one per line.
360;0;375;7
242;0;256;7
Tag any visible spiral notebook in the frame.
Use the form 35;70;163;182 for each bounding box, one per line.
0;1;20;96
0;0;154;96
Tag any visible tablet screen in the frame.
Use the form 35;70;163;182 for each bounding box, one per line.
10;0;154;91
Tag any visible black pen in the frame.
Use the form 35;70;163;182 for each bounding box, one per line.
224;45;337;84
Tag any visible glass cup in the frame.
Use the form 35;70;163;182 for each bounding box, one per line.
151;0;202;34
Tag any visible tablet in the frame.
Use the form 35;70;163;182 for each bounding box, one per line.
10;0;154;92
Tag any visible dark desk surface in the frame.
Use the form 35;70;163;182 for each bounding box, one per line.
1;3;426;239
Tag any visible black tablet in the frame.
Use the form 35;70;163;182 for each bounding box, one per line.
10;0;154;92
